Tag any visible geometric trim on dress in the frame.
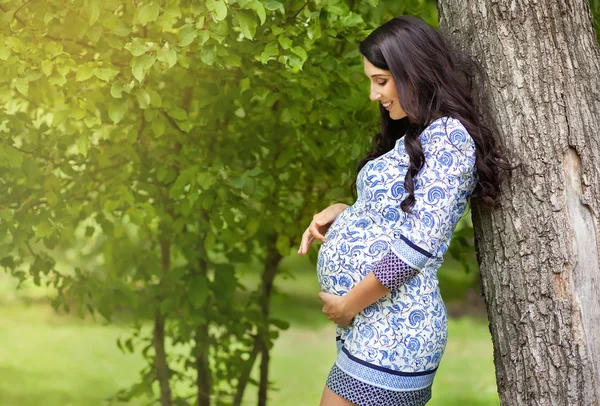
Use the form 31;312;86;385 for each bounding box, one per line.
390;235;432;270
335;344;437;392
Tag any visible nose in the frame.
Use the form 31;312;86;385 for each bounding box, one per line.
369;85;381;102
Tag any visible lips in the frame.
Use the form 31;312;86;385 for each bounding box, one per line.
382;101;393;110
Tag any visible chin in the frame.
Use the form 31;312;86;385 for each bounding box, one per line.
389;112;403;120
390;110;407;120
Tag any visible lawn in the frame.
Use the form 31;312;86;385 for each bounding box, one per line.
0;254;499;405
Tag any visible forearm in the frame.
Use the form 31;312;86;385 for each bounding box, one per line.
343;271;391;319
330;202;350;216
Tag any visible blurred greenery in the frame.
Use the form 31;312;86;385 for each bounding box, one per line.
0;254;497;406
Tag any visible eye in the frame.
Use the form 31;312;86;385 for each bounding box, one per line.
377;81;387;86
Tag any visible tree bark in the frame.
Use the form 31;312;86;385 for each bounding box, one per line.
194;262;211;406
258;241;282;406
232;338;261;406
438;1;600;404
154;239;173;406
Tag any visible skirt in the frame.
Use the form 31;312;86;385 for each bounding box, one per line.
326;364;432;406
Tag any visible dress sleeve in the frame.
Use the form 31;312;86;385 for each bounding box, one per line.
372;120;477;292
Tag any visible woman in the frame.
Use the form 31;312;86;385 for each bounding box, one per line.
297;16;514;406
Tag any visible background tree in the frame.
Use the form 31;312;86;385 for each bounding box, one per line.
439;0;600;404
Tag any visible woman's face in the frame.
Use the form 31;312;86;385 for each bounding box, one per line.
363;57;407;120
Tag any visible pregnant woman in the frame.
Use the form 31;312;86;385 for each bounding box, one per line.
297;16;513;406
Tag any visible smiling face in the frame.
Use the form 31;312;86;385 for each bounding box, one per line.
363;56;407;120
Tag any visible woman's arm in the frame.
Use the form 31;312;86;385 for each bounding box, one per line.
319;271;390;328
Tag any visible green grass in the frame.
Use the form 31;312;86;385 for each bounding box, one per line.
0;302;151;406
0;253;498;405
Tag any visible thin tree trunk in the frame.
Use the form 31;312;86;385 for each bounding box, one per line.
258;240;282;406
155;239;173;406
195;257;211;406
439;1;600;404
232;338;262;406
195;320;211;406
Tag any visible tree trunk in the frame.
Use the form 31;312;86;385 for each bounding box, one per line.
195;320;211;406
438;1;600;404
194;260;211;406
232;338;261;406
155;239;173;406
258;240;282;406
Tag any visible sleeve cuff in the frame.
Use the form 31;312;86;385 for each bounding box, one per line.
372;250;420;292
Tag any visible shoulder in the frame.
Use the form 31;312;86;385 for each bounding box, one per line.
420;116;475;150
419;116;476;171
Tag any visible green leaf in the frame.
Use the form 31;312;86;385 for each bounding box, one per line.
151;119;165;137
22;159;43;183
0;209;13;221
87;26;103;45
207;0;227;22
276;235;290;256
93;67;118;81
15;78;28;95
278;36;292;50
167;107;187;121
237;10;257;40
71;107;87;120
291;46;307;61
147;88;162;107
200;46;216;65
264;1;284;14
223;53;242;67
131;54;154;82
77;135;90;157
157;48;177;68
187;277;208;309
134;88;151;109
341;13;364;27
111;81;124;98
41;60;53;76
308;18;322;40
109;100;128;124
0;45;11;60
35;221;53;238
178;24;198;47
76;64;95;81
51;110;69;127
270;317;290;330
144;108;157;122
3;146;22;168
260;42;279;64
26;71;42;81
251;0;266;25
326;4;347;15
275;148;295;168
124;38;147;56
84;116;101;128
89;0;100;25
138;2;160;25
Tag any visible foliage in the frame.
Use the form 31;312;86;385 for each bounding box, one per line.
0;0;439;404
592;0;600;43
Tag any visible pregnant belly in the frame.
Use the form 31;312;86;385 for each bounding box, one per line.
316;211;393;295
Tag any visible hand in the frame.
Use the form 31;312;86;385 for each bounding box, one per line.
297;203;349;255
318;292;356;328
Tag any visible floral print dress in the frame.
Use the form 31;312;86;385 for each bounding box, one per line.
317;116;478;405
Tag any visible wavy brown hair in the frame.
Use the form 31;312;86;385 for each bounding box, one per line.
353;15;518;212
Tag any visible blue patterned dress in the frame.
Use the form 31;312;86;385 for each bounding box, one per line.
317;116;478;405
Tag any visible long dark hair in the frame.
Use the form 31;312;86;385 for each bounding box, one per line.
354;15;518;212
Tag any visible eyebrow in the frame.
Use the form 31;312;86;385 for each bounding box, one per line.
367;73;388;78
